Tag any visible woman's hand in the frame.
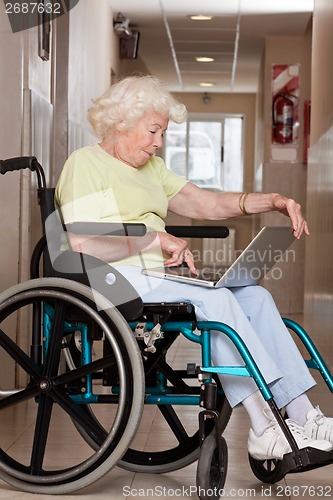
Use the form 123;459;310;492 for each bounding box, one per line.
271;194;310;239
157;232;198;275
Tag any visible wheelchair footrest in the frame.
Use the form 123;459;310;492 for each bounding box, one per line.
281;447;333;475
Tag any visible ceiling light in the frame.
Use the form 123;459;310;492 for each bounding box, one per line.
189;15;213;21
199;82;215;87
196;56;214;63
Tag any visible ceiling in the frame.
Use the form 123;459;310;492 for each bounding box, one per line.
108;0;313;93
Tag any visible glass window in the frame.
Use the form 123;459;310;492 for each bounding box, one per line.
164;113;244;191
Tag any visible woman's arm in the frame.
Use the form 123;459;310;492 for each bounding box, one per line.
168;182;309;239
67;230;197;272
67;232;158;263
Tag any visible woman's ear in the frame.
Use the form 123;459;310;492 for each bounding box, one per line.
116;120;126;133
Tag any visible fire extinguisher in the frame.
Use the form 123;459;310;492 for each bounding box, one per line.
272;93;295;144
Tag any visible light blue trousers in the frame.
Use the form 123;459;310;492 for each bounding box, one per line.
116;266;316;408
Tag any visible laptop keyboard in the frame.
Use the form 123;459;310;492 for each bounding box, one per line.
165;265;227;282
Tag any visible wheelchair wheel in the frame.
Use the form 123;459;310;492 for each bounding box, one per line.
119;362;232;473
196;434;228;500
59;303;232;474
0;278;144;494
248;454;285;483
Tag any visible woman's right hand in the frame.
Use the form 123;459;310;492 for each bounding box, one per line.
157;231;197;275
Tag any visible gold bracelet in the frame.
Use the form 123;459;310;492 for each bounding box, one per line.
239;192;253;216
238;192;245;214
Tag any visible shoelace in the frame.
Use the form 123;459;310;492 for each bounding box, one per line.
312;406;325;425
261;409;310;442
285;419;310;442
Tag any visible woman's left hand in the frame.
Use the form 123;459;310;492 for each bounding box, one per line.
272;194;310;239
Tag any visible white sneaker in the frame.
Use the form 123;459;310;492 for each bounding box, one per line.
304;406;333;443
248;418;333;460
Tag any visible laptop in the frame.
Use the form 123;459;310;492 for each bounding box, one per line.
142;226;296;288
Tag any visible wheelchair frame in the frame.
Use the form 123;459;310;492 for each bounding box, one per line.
0;156;332;498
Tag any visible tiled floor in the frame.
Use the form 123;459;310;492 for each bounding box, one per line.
0;315;332;500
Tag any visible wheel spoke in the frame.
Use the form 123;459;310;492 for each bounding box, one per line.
30;394;54;474
0;328;41;380
0;384;39;410
52;354;116;387
248;454;285;483
43;302;66;378
50;387;108;445
156;359;191;392
158;405;190;444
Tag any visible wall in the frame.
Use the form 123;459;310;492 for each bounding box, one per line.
0;0;123;284
0;0;120;389
65;0;116;176
0;7;22;294
260;29;312;314
0;1;55;388
304;0;333;367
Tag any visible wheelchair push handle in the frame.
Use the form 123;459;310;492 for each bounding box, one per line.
1;156;46;189
0;156;38;174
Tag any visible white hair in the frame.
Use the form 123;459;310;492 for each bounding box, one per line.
88;75;187;138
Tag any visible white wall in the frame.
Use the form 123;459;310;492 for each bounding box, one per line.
260;33;312;314
66;0;119;164
304;0;333;367
0;0;121;388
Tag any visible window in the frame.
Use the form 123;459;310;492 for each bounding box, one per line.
164;113;244;191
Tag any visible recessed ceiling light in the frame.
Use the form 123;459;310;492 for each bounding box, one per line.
196;56;214;63
189;15;213;21
199;82;215;87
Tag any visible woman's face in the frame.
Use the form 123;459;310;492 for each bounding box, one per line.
113;110;169;167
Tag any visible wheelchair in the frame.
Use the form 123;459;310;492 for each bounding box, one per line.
0;156;332;498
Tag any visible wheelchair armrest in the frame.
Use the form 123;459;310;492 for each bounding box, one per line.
166;225;229;239
66;221;146;237
49;251;144;321
142;301;196;325
143;302;194;315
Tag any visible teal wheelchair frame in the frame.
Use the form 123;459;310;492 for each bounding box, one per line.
0;156;332;498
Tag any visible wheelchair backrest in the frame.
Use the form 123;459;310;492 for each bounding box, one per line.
40;187;145;321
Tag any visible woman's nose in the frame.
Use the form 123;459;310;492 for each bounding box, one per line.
154;135;163;148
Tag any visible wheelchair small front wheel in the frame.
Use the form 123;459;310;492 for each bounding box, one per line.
248;454;285;483
119;372;232;473
196;434;228;500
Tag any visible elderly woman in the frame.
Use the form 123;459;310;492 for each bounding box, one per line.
56;75;333;461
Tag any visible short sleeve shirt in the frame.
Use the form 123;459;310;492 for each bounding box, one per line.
55;144;188;267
